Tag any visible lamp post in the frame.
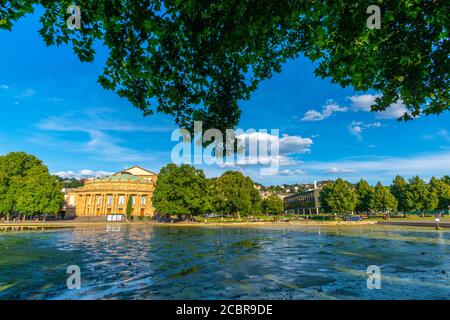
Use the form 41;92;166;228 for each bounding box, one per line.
435;214;441;230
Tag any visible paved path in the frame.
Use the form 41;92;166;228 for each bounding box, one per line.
378;221;450;228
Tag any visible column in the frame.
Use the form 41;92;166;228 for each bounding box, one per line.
112;193;117;214
79;194;85;216
101;193;107;216
89;194;94;215
96;194;102;216
135;195;141;217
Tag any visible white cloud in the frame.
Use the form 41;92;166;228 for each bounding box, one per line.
349;121;382;140
349;94;380;112
46;97;64;103
279;169;294;176
349;122;363;139
37;108;173;133
53;169;114;179
303;150;450;178
0;84;10;90
236;132;313;155
301;110;323;121
326;166;357;174
278;169;306;176
279;134;313;154
299;94;411;124
231;132;313;167
375;100;408;119
217;154;301;169
365;122;382;128
350;94;409;119
213;132;312;171
35;108;173;162
21;88;36;97
79;169;94;175
301;101;348;121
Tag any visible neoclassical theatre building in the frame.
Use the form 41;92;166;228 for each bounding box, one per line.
66;166;157;218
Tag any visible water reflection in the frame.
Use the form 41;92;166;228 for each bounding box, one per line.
0;225;449;299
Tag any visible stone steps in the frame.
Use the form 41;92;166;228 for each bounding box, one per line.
72;216;107;222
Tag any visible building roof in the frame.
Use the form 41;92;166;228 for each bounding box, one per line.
283;189;319;200
116;166;157;176
99;173;143;181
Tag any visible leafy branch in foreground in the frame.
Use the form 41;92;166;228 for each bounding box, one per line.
1;1;448;133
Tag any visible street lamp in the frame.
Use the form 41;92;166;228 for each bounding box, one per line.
435;213;441;230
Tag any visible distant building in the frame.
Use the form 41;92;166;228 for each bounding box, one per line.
259;190;288;200
66;166;157;218
283;182;321;214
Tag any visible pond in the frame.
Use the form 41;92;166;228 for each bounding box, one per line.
0;225;449;299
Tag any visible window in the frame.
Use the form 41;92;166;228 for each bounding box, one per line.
141;196;146;205
69;195;75;206
97;196;102;206
132;196;136;205
119;196;125;205
107;195;113;206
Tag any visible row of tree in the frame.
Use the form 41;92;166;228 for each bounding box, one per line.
319;176;450;215
152;164;283;218
1;153;448;219
57;177;84;188
154;164;450;218
0;152;64;220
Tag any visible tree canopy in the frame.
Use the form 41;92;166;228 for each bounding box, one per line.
430;177;450;210
390;175;408;212
404;176;438;212
2;1;448;134
370;182;398;213
153;163;212;216
319;178;357;214
355;179;373;213
153;166;261;217
0;152;64;217
214;171;261;217
262;194;284;215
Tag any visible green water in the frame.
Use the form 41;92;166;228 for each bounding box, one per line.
0;225;449;299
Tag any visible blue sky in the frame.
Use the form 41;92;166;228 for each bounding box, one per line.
1;12;449;186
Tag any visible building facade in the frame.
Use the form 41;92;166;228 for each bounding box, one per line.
283;189;321;215
66;166;157;218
